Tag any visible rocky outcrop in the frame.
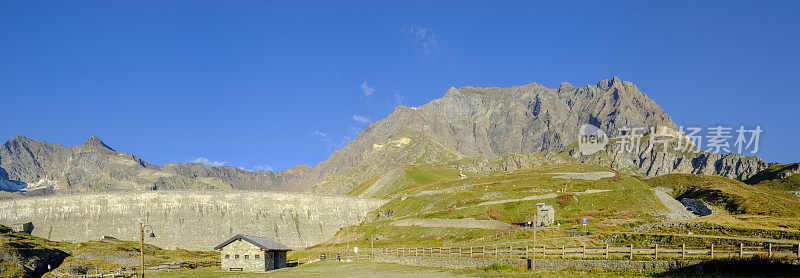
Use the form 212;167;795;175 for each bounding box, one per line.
0;228;69;278
680;198;713;216
564;127;769;180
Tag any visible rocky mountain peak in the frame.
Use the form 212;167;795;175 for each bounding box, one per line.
7;135;33;146
80;136;115;152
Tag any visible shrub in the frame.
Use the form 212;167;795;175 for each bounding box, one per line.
484;262;516;272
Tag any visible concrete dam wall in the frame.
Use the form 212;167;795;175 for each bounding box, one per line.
0;191;386;250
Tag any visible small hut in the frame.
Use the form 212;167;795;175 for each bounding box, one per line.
535;203;555;227
214;235;291;272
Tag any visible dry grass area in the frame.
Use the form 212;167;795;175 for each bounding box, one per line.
148;261;650;278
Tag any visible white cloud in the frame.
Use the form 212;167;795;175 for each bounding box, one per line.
313;130;330;141
191;157;226;167
392;91;403;107
253;165;273;171
402;24;441;59
352;115;370;124
236;164;274;172
361;80;375;97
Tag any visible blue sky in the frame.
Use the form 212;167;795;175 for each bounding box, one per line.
1;1;798;171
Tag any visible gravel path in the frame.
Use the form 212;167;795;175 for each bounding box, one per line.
391;218;511;230
653;188;696;220
476;189;612;207
550;172;616;180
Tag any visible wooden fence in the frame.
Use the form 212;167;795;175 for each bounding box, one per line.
319;242;800;261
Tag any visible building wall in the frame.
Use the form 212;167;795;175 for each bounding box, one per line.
220;240;265;272
0;191;386;249
536;209;555;226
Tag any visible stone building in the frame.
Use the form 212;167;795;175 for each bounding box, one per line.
214;234;291;272
535;203;555;227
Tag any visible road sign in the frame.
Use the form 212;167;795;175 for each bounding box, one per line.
582;217;587;226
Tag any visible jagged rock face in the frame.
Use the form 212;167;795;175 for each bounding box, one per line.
0;136;310;194
314;77;677;179
564;131;770;181
310;77;741;193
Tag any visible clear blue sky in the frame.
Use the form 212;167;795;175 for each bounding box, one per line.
1;1;798;171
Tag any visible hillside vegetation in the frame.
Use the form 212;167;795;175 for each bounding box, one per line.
644;173;800;217
0;226;216;277
316;162;800;250
744;163;800;190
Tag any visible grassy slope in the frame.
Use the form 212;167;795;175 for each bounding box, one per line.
0;229;217;277
0;229;69;277
319;163;671;249
744;163;800;190
316;161;800;251
383;164;664;230
643;173;800;217
52;238;217;274
346;165;463;198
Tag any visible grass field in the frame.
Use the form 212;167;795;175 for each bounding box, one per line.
148;261;652;278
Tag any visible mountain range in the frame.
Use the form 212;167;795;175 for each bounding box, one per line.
0;77;771;196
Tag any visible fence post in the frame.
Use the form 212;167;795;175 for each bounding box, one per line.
542;245;546;259
582;244;586;258
630;244;634;260
739;243;744;259
459;247;462;258
495;246;498;262
470;247;473;258
654;244;658;260
509;246;512;260
482;246;486;258
562;245;566;258
682;244;685;259
710;243;714;259
605;243;609;259
768;243;772;258
526;245;529;258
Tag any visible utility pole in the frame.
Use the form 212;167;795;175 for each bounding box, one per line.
139;223;155;278
532;226;536;270
140;223;145;278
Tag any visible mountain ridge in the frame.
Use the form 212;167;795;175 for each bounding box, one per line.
0;77;774;195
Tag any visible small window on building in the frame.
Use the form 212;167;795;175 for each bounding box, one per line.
235;255;240;259
225;254;230;259
245;255;249;259
255;254;260;259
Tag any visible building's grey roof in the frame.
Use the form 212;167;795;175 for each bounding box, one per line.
214;234;291;251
